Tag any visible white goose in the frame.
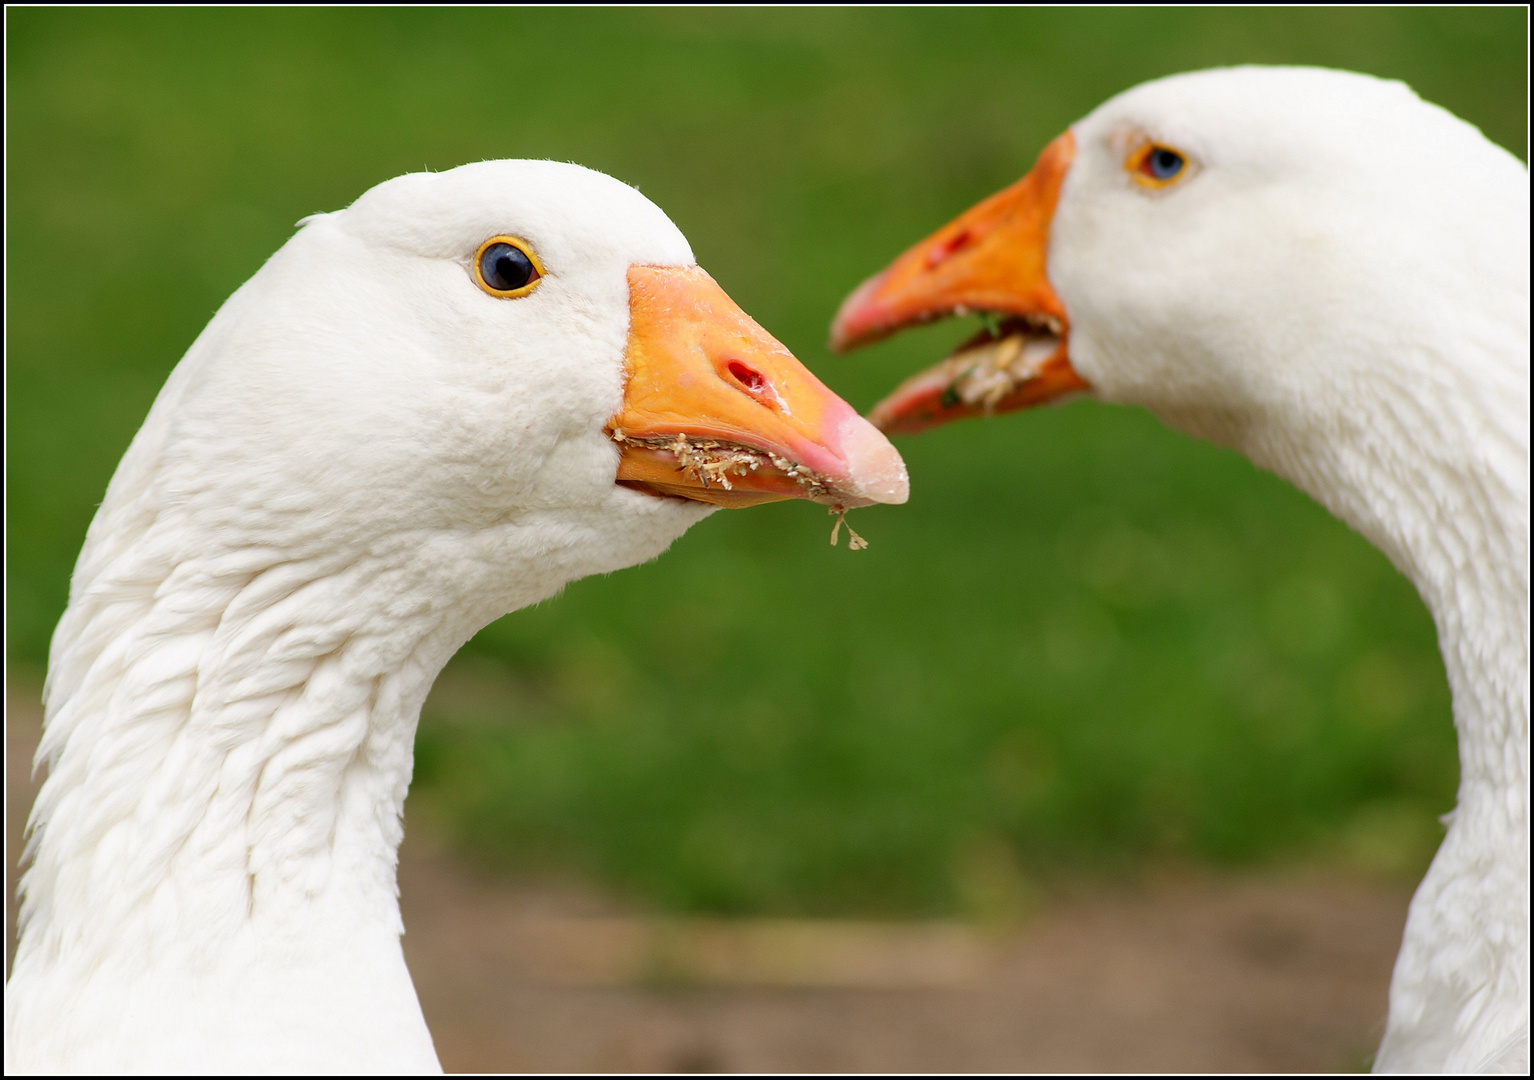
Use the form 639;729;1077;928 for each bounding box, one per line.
832;66;1527;1073
5;159;908;1073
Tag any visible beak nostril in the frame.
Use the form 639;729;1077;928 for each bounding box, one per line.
926;229;974;269
727;360;769;396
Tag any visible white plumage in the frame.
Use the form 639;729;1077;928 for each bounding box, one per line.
5;159;905;1072
1058;72;1528;1074
837;67;1528;1073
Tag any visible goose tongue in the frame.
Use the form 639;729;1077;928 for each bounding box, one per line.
609;265;908;509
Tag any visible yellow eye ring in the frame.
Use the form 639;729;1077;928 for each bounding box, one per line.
1126;142;1190;189
474;235;545;298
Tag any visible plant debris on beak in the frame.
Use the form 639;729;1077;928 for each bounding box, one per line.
935;320;1065;412
608;429;833;501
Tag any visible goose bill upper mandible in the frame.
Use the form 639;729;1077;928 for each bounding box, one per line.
610;265;908;509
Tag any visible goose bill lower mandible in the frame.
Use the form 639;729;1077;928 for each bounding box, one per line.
609;430;836;508
867;326;1085;436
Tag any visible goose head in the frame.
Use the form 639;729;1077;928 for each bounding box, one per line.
831;67;1527;510
128;160;907;630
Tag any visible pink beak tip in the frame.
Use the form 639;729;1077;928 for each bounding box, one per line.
834;410;909;506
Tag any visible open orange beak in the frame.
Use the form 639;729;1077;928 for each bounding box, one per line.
829;131;1090;435
609;266;908;509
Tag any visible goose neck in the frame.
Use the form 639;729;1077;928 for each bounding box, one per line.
6;542;472;1070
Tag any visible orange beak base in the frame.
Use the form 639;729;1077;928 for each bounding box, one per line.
830;131;1091;435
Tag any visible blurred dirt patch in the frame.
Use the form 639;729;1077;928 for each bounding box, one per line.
7;674;1408;1072
398;852;1404;1073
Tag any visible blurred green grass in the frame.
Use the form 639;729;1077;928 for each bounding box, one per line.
7;8;1525;915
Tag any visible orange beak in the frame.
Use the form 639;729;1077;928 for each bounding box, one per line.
610;266;908;509
829;131;1089;435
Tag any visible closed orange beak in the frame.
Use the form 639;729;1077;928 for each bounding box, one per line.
830;131;1089;435
610;266;908;509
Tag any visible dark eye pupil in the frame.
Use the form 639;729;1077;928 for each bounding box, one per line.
1149;148;1184;180
480;242;535;291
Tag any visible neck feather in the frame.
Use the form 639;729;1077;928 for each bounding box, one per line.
1182;341;1529;1070
1233;355;1527;793
6;510;474;1070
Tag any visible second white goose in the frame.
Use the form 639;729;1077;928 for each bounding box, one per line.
833;66;1527;1073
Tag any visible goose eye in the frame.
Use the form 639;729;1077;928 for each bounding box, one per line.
1145;148;1184;180
474;236;544;297
1128;143;1190;188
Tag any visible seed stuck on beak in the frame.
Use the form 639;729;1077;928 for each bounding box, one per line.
867;320;1086;435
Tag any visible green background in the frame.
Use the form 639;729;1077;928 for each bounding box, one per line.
7;8;1526;916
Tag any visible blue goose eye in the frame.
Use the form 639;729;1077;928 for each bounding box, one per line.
1129;142;1190;189
1146;148;1184;180
474;236;544;297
